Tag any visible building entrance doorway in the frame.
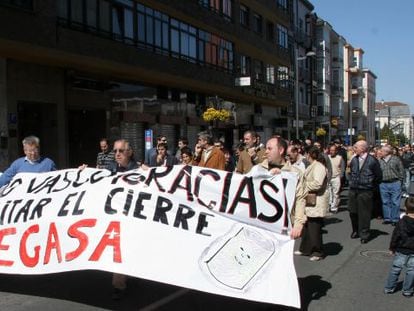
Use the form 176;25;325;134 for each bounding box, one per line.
68;109;106;168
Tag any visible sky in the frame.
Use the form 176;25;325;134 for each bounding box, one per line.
310;0;414;111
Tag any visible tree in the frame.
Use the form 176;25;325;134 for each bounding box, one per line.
380;124;395;144
380;124;408;146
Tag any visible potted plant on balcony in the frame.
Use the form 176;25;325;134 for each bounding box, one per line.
202;107;231;136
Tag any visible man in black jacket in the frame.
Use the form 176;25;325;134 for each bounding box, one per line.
348;140;382;244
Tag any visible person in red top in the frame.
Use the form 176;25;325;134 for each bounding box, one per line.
194;131;225;170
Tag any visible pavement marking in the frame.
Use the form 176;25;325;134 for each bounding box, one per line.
360;250;393;261
139;288;190;311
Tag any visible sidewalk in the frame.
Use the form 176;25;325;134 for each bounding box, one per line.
294;189;412;311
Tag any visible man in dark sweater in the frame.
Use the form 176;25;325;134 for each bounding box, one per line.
348;140;382;244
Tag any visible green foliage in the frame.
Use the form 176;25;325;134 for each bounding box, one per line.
380;124;408;146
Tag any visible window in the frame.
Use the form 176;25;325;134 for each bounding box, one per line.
277;0;288;10
277;25;288;49
199;0;232;20
254;60;263;81
239;55;251;75
112;1;134;41
86;0;97;29
277;66;289;89
57;0;68;19
240;5;249;27
57;0;233;72
253;13;262;34
71;0;83;24
266;64;275;84
222;0;232;19
99;1;111;33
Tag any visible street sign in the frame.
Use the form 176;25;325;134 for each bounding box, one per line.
145;129;153;151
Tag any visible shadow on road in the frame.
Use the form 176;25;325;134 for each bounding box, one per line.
368;228;389;241
298;275;332;311
323;242;343;256
324;217;343;226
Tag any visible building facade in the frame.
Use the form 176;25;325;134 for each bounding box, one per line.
0;0;294;169
343;44;365;145
375;101;412;145
362;69;377;144
291;0;316;141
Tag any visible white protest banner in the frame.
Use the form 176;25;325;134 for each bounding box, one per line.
0;166;300;308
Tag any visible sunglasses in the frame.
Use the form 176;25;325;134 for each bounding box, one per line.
113;148;126;154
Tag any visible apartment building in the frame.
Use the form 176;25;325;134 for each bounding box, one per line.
343;44;365;145
290;0;316;140
315;18;346;143
0;0;293;169
362;69;377;144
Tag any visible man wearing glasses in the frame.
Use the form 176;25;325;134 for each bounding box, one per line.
106;139;138;300
0;135;56;187
107;139;138;173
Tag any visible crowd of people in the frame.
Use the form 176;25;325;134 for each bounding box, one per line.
1;133;413;299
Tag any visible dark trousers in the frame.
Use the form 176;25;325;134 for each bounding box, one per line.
299;217;324;257
348;189;373;240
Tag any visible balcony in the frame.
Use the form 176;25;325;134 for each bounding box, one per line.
351;85;364;96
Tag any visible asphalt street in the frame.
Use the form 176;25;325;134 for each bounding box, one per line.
0;188;412;311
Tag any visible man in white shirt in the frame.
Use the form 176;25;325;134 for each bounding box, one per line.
328;144;344;213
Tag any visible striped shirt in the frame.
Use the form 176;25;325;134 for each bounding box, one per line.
96;151;115;170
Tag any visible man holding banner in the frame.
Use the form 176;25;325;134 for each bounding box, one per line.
0;135;56;187
249;136;307;239
107;139;138;299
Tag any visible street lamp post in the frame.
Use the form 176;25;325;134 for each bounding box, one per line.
295;49;315;140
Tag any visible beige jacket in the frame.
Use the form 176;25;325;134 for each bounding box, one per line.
236;147;266;174
304;160;329;218
258;160;307;230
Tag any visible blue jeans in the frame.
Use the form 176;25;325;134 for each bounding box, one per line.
379;181;401;223
403;169;410;193
385;252;414;295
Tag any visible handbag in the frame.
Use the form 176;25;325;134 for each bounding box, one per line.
305;193;317;206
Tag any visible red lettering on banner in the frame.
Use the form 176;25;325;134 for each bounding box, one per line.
44;222;62;264
89;221;121;263
0;227;16;266
20;224;40;267
66;219;97;261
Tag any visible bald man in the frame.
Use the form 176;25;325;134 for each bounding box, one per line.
348;140;382;244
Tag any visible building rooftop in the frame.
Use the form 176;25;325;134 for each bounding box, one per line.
375;101;411;117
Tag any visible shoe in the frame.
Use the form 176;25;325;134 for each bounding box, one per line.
309;256;322;261
294;250;304;256
112;288;124;300
391;222;397;227
360;239;368;244
384;288;394;294
350;232;359;239
330;209;338;214
402;292;413;298
382;220;391;225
